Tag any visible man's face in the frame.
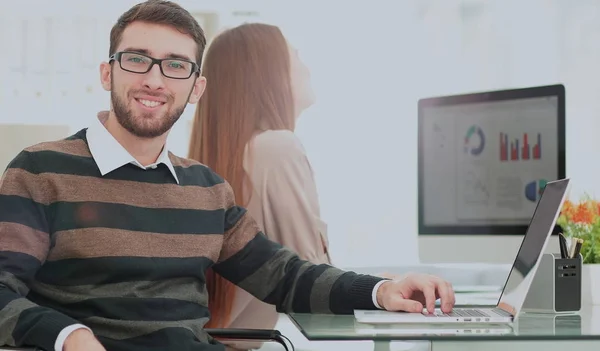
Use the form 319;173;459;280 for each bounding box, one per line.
100;21;205;138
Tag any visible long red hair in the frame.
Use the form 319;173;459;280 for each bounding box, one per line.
188;23;296;328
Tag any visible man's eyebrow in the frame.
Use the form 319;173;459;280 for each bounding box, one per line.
121;48;193;62
121;47;151;55
164;52;194;62
120;48;193;62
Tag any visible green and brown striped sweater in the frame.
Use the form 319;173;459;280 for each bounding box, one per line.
0;128;383;351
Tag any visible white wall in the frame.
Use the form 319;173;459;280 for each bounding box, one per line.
261;0;600;266
2;0;600;267
0;0;261;144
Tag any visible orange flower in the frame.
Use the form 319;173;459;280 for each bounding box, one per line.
571;201;596;224
561;200;575;219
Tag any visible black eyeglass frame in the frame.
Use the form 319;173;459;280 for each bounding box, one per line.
109;51;200;80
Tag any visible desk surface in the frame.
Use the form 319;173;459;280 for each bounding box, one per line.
289;306;600;342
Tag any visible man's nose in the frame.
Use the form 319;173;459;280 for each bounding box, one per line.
142;63;166;90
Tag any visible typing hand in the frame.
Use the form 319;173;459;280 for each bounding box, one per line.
63;329;106;351
376;273;455;314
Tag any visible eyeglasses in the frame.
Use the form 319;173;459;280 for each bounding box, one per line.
109;51;200;79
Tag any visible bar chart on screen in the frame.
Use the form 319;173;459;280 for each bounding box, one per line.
499;132;542;162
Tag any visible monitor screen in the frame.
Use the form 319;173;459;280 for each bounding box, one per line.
418;84;565;235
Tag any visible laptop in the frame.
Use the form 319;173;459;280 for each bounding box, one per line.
355;178;570;324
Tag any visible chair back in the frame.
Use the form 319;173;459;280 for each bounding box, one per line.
0;124;70;171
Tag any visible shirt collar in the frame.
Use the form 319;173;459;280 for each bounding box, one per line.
86;111;179;184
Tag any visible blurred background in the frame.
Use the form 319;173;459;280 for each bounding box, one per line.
0;0;596;269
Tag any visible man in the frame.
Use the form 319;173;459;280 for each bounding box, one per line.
0;1;455;350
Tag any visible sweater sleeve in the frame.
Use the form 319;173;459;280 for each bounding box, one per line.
211;181;385;314
0;151;84;351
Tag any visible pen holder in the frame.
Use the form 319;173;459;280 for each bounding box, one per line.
522;253;582;314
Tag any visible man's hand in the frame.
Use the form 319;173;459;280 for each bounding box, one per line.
63;329;106;351
376;273;455;314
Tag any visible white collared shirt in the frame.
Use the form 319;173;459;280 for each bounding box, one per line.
85;112;179;184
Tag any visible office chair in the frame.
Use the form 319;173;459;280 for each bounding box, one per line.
206;328;294;350
0;124;71;171
0;328;294;351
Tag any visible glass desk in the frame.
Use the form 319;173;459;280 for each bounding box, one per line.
289;306;600;351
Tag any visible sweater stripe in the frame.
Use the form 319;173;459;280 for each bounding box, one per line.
98;326;211;351
0;222;48;262
24;138;91;158
219;210;263;261
0;172;51;204
27;292;210;322
15;150;219;188
0;272;30;296
3;169;229;210
80;316;210;342
48;228;222;262
213;232;279;284
236;248;300;300
35;257;213;286
2;298;36;343
0;291;23;311
0;252;41;285
292;264;331;312
0;299;20;345
263;257;305;310
309;267;340;313
48;201;224;234
30;277;207;306
0;195;48;233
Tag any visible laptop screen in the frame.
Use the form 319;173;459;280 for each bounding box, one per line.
497;178;569;315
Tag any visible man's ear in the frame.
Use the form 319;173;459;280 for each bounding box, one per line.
99;62;112;91
188;75;206;104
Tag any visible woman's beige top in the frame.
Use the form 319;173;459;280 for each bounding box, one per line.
223;130;331;350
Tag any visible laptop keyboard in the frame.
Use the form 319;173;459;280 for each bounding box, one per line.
425;309;491;317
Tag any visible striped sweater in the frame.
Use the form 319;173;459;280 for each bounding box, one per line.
0;129;383;351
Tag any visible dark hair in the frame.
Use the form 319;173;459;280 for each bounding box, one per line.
109;0;207;67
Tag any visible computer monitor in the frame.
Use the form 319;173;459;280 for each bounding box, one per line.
417;84;566;263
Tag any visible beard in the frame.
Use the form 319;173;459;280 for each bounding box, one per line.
110;82;190;139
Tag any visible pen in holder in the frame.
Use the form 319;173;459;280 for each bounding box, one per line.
522;253;582;314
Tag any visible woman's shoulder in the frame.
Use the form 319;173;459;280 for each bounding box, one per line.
250;129;307;160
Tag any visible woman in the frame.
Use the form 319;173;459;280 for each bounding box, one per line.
188;23;328;341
